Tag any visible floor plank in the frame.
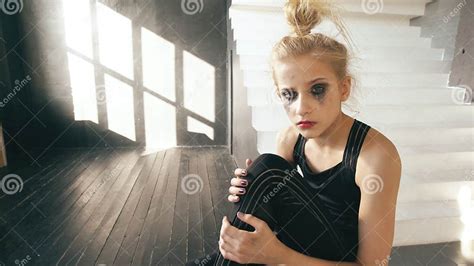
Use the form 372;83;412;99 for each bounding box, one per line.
0;147;472;266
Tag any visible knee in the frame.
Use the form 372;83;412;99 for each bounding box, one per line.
243;153;300;194
245;153;295;180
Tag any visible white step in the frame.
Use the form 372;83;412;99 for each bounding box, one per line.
401;151;473;179
236;46;444;60
243;70;449;88
396;200;467;223
362;88;466;105
230;7;424;30
233;20;422;40
257;126;473;156
353;59;450;73
386;127;474;154
394;200;472;246
398;180;474;203
394;216;466;246
239;56;450;73
358;105;473;128
235;37;432;57
356;46;444;60
231;0;430;17
359;73;449;87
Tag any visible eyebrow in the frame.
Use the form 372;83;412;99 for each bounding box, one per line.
281;77;327;91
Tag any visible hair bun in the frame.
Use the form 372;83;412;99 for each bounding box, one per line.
284;0;331;37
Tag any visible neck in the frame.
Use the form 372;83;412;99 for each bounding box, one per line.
308;112;353;153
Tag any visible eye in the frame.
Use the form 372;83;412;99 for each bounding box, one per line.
311;84;326;96
280;89;296;102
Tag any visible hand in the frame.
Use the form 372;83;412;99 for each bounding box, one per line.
228;158;253;203
219;212;286;264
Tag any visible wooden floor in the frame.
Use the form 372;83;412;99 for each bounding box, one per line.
0;147;473;265
0;147;235;265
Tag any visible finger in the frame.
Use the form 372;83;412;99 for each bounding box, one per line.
219;241;240;263
236;212;265;232
245;158;253;167
221;216;240;238
234;168;247;177
219;230;237;250
227;194;240;203
228;186;246;195
230;177;248;187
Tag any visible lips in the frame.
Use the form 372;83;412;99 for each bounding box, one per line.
297;121;316;125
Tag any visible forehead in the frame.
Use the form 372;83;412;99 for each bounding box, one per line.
273;55;335;89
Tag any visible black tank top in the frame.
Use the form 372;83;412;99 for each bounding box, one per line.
292;118;371;256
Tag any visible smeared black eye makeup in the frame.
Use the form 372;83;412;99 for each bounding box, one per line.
310;83;327;99
280;82;328;104
280;89;296;103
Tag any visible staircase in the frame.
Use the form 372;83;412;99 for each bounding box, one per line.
229;0;474;246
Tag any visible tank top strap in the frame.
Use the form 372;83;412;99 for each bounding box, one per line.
342;119;371;173
292;132;304;165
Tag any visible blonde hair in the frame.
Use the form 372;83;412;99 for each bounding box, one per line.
271;0;361;113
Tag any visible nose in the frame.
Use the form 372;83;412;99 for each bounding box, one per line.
295;93;313;116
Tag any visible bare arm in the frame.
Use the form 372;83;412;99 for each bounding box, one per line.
270;132;402;266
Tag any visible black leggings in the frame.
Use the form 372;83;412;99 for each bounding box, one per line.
187;153;356;265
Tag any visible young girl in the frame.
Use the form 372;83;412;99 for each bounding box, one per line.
188;0;401;265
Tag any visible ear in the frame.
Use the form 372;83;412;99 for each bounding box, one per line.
340;76;351;102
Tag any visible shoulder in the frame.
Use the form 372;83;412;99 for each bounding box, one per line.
354;127;402;264
275;125;299;167
355;127;402;189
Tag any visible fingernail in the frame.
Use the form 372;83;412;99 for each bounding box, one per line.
239;188;245;194
237;212;243;217
242;170;247;175
240;180;247;186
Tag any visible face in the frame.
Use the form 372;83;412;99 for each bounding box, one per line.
272;54;351;138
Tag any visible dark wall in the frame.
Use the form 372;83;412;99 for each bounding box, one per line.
411;0;474;99
410;0;464;62
0;0;228;160
450;0;474;96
